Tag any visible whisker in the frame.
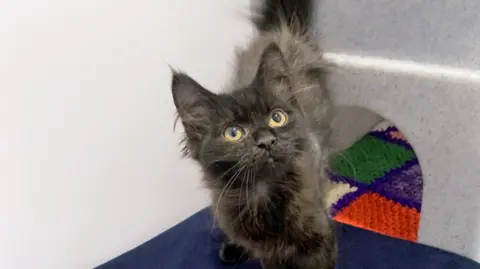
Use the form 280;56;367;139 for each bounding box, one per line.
211;163;245;232
245;167;253;219
239;169;246;208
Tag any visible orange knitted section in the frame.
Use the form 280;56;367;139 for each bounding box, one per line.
334;192;420;242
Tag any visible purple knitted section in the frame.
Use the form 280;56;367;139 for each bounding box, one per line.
372;163;423;211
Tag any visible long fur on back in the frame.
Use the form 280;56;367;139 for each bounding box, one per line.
252;0;314;36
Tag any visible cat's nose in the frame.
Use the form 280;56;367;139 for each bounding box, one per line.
256;134;276;149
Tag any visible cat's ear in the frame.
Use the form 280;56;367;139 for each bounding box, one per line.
255;43;293;100
171;71;216;158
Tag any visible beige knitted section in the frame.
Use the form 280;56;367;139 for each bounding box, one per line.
324;181;358;208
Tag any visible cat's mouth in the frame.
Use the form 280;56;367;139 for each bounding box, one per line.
252;153;283;169
250;146;291;169
254;150;274;162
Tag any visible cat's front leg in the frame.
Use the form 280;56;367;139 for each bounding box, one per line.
218;239;250;264
261;260;288;269
294;249;337;269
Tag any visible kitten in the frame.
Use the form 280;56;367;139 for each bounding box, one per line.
171;0;337;268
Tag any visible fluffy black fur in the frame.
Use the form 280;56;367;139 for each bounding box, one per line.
171;1;336;268
253;0;314;35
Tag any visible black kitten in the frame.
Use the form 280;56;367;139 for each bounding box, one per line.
171;0;337;268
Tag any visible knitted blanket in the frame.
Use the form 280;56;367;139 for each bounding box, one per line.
327;121;423;242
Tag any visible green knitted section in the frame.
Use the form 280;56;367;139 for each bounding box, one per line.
329;136;415;184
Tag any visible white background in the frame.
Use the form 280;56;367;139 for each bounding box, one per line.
0;0;251;268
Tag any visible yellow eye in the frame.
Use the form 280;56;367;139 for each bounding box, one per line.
268;110;288;128
223;126;244;142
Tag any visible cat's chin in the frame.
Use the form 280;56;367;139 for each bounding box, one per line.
253;156;285;171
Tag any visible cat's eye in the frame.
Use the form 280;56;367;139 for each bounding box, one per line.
268;109;288;128
223;126;244;142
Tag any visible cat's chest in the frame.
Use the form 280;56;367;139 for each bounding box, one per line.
232;182;297;240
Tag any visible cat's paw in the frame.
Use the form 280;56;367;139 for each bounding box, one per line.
218;241;249;264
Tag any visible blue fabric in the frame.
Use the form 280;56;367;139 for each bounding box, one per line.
96;208;480;269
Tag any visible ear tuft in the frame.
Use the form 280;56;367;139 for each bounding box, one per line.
170;70;216;158
259;43;288;75
255;43;292;100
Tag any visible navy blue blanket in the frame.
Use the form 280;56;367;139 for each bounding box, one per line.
96;208;479;269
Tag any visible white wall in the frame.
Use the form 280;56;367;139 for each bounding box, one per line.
0;0;251;268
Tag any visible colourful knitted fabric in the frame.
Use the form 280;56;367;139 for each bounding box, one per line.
328;121;423;242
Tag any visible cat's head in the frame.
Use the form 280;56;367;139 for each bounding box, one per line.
171;44;312;188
